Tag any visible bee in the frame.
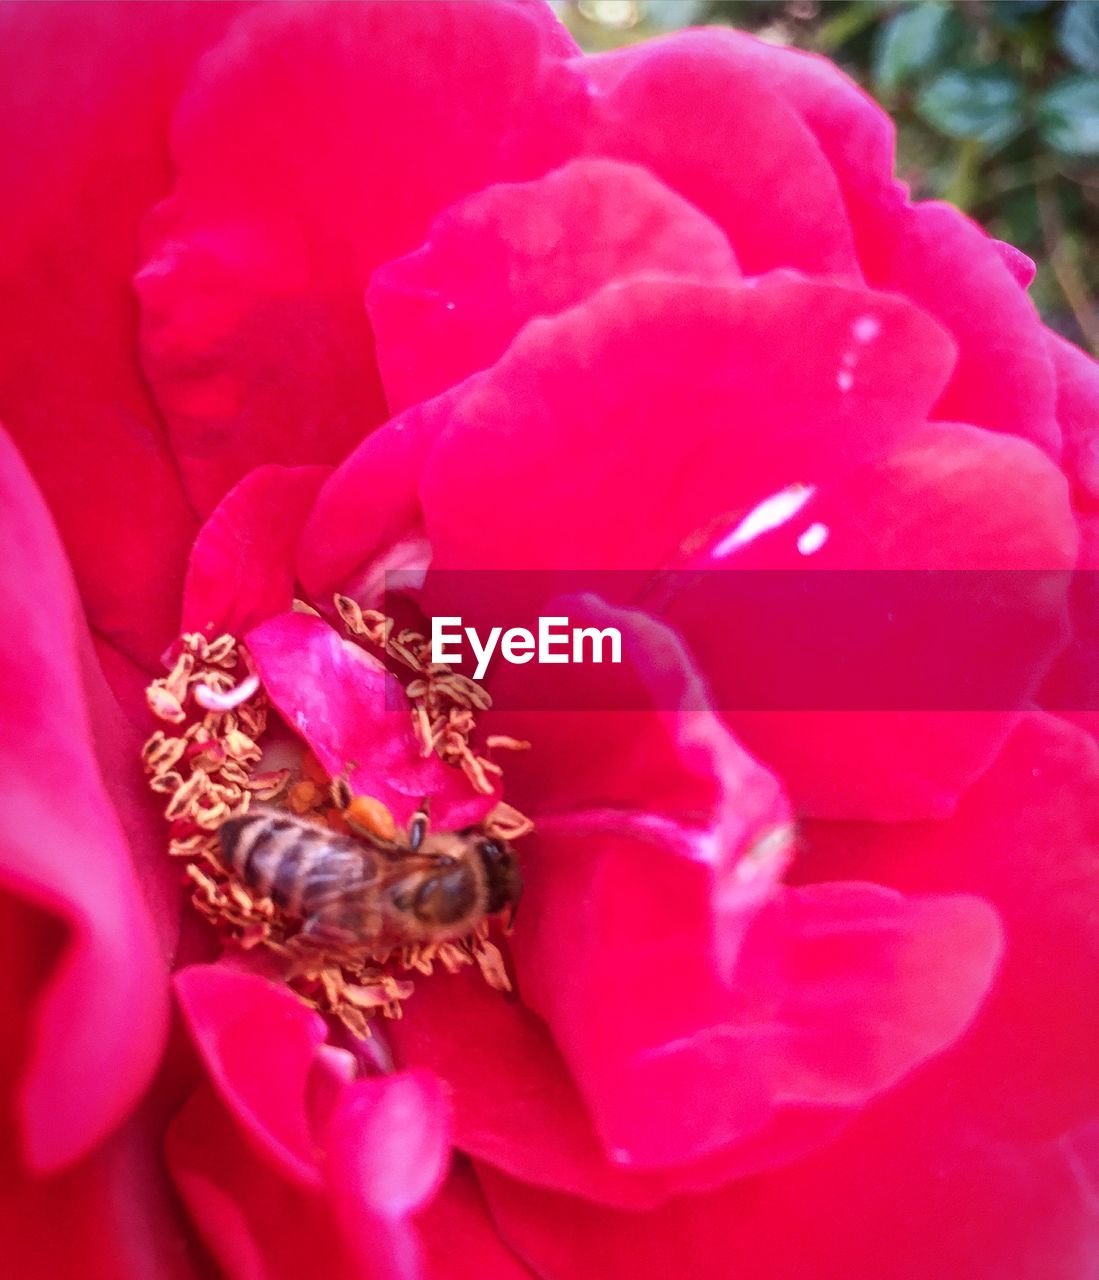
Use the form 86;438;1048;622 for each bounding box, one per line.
217;792;522;952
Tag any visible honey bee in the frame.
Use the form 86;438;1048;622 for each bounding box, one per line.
217;793;522;951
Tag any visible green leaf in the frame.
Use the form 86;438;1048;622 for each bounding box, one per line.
1038;75;1099;154
1058;0;1099;74
995;187;1041;250
873;3;957;93
916;68;1025;146
815;1;883;53
990;0;1050;27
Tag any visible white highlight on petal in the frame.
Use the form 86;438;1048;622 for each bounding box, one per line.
735;822;798;882
315;1044;358;1083
852;314;881;344
835;316;880;392
797;522;830;555
712;484;816;558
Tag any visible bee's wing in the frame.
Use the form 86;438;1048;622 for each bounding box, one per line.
294;843;380;918
299;839;417;898
299;915;366;948
371;852;444;892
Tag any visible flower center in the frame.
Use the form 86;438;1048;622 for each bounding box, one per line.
141;611;531;1039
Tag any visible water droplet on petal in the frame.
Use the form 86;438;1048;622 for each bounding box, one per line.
852;315;881;344
797;522;829;555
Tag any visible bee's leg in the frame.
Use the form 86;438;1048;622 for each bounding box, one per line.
505;880;523;934
329;760;361;810
408;797;431;852
330;775;352;810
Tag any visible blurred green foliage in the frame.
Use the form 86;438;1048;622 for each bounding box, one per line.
555;0;1099;351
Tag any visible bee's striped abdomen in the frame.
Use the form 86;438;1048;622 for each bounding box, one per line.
220;813;298;897
218;812;374;925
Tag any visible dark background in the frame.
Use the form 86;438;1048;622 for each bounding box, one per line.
555;0;1099;353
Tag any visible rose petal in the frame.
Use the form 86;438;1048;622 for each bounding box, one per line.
716;421;1076;573
171;964;453;1280
464;599;792;1016
478;717;1099;1279
861;203;1059;457
168;1042;450;1280
246;611;494;829
476;1127;1098;1280
418;1162;535;1280
664;422;1077;819
995;240;1038;289
0;1091;209;1280
325;1070;452;1280
309;274;956;605
139;0;583;514
573;34;859;277
296;393;454;606
78;625;192;953
420;275;956;572
0;427;169;1171
174;965;329;1186
368;158;738;412
167;1083;360;1280
326;1069;451;1220
0;1;246;667
799;713;1099;1140
1041;514;1099;732
486;601;789;877
691;30;1059;456
390;967;848;1210
476;604;997;1172
181;463;330;639
513;828;1000;1169
1049;330;1099;508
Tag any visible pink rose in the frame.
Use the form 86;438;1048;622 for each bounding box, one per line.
2;3;1098;1279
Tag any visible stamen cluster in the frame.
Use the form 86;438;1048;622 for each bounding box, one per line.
142;622;528;1037
334;594;533;825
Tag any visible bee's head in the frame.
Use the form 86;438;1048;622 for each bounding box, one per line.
390;828;522;933
396;856;480;928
